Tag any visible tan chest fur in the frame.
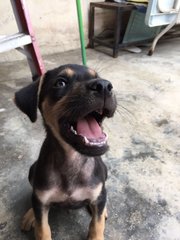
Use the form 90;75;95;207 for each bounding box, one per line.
36;183;102;205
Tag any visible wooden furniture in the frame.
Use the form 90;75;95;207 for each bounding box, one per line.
88;1;134;57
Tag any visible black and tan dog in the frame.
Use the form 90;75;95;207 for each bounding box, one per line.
14;64;116;240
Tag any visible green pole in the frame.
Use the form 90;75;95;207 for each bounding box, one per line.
76;0;87;66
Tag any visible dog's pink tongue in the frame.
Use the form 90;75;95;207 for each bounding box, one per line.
76;116;103;139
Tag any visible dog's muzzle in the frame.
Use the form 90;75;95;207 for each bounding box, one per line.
87;79;113;97
59;78;116;156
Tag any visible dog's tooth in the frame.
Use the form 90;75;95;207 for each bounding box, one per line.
83;136;89;144
89;142;96;146
70;126;77;135
83;136;107;147
101;132;108;141
85;137;107;146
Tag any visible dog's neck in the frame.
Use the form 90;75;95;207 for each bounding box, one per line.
45;127;83;163
42;128;95;184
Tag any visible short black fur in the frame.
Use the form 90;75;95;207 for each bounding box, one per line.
15;64;117;240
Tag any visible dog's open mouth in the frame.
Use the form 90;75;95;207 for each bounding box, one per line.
67;110;108;148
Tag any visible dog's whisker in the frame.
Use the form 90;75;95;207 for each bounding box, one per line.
116;97;134;104
116;104;137;124
116;108;132;122
115;91;137;95
58;106;82;119
92;59;111;76
117;103;134;117
92;57;104;73
97;64;112;75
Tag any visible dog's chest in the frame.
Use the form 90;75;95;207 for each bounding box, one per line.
36;157;102;205
36;183;102;205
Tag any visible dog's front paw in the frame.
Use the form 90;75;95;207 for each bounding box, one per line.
88;231;104;240
88;237;104;240
21;208;35;231
35;223;52;240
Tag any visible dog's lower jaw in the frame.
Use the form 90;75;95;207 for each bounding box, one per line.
45;120;108;158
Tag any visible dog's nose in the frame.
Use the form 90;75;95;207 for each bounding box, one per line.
88;79;113;96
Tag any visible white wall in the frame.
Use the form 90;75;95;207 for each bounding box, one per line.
0;0;113;62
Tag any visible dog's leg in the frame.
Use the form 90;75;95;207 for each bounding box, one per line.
21;208;36;231
88;188;107;240
32;193;52;240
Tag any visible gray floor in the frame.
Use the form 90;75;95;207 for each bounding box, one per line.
0;40;180;240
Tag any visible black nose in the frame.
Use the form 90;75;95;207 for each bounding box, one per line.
88;79;113;96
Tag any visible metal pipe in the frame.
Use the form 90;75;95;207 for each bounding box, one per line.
76;0;87;66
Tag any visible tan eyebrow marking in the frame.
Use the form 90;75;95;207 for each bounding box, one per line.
64;68;75;77
88;68;97;77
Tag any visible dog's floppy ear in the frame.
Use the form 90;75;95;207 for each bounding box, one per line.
14;80;40;122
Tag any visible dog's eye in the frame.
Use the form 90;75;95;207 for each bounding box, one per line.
54;78;67;88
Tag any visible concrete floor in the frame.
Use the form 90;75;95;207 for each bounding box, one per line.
0;40;180;240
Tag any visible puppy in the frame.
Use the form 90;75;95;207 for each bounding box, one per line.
14;64;117;240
